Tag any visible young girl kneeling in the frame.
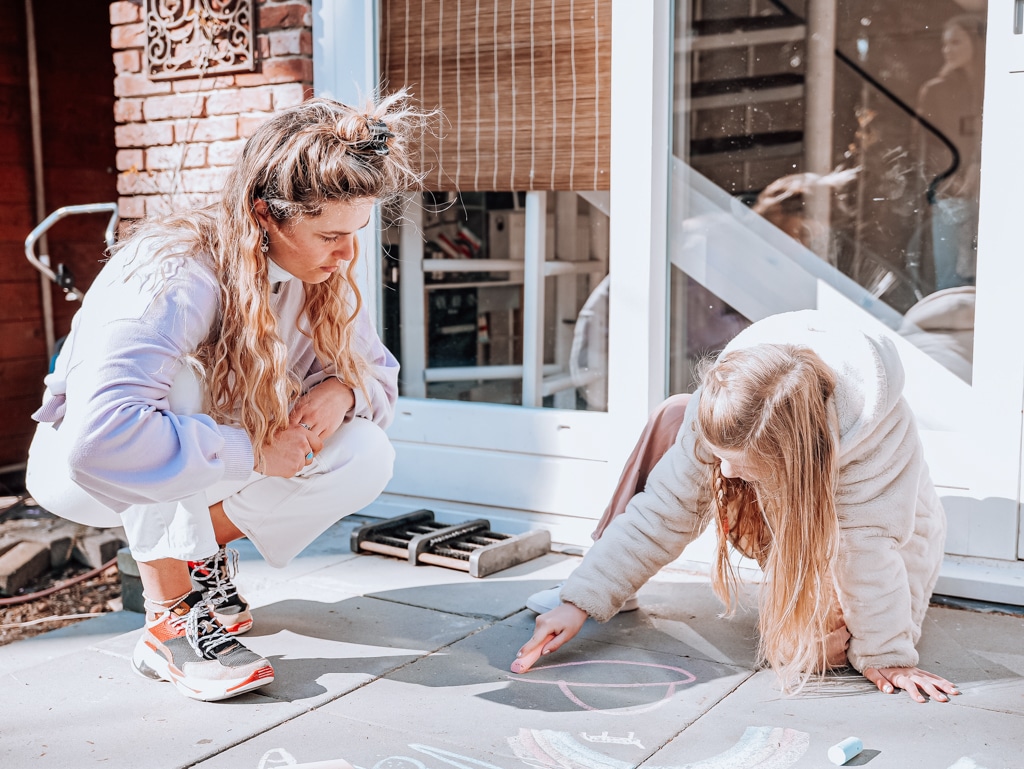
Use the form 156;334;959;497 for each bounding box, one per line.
518;310;957;703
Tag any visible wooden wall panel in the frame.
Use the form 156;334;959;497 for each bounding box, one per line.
0;0;116;469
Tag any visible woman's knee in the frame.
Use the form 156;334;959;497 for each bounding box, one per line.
319;417;395;489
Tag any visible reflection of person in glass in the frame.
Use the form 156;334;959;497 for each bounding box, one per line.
915;14;985;291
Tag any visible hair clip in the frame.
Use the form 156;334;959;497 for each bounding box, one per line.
352;118;395;156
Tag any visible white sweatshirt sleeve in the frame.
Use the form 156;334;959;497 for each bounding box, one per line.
560;399;711;621
35;255;254;513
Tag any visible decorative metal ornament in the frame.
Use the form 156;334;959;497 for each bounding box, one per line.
146;0;256;81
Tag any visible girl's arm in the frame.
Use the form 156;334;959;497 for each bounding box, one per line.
559;397;711;621
834;397;956;700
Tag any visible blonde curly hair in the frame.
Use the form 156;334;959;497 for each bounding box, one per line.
114;90;423;465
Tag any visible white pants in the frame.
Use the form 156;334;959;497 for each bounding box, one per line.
26;373;395;567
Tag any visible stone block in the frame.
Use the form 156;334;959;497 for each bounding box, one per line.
117;546;144;614
72;530;127;570
0;541;50;596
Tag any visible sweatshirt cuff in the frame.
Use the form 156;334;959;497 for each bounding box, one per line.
217;425;254;480
559;582;618;623
848;648;919;674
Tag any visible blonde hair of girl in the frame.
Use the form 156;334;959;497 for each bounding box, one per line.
694;344;841;693
113;90;424;466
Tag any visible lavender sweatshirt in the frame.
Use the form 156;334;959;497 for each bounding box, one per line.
31;236;398;513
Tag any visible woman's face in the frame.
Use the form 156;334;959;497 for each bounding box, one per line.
712;446;767;484
256;198;376;284
941;25;974;72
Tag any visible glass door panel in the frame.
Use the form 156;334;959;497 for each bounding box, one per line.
382;190;609;412
669;0;1015;564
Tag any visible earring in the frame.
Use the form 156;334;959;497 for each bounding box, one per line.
260;229;269;254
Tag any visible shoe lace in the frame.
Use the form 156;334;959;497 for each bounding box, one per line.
168;598;237;659
190;547;241;608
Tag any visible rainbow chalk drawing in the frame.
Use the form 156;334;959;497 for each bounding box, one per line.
507;659;697;714
827;737;863;765
508;727;809;769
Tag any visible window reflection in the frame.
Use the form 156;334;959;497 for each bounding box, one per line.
669;0;985;390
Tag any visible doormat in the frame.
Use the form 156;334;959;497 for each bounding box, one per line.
350;509;550;577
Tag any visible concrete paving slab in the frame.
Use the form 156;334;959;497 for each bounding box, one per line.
234;595;489;706
89;591;490;710
313;620;750;753
196;619;754;769
0;646;307;769
227;518;364;589
0;609;144;676
303;550;576;620
644;667;1018;769
913;604;1024;719
561;575;763;670
191;707;558;769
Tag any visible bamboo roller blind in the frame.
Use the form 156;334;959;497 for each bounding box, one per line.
381;0;611;192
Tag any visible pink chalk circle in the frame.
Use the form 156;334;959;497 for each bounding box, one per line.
507;659;698;714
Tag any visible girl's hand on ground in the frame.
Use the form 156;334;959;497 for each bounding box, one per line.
290;378;355;442
863;666;960;703
512;603;588;673
259;424;321;477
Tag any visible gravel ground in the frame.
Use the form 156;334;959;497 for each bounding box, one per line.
1;478;123;647
0;561;122;646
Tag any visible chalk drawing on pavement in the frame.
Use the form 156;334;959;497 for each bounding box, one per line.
579;732;644;749
509;727;809;769
507;659;697;714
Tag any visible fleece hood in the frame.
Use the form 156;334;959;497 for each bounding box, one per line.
721;309;905;461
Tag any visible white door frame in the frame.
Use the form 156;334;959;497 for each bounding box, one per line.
935;1;1024;600
313;0;673;545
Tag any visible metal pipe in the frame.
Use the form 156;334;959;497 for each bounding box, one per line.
24;0;55;359
24;204;120;297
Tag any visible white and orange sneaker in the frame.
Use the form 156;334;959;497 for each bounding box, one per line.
188;547;254;635
131;591;273;702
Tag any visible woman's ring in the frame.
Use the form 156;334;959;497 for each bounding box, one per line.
305;451;314;461
300;422;313;431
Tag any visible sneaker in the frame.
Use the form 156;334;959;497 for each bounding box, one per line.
188;546;253;635
132;591;274;702
525;582;640;614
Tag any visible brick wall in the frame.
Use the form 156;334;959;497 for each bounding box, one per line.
109;0;314;221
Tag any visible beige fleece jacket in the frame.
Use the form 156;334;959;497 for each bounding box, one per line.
560;310;947;673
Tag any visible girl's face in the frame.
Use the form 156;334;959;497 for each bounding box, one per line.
712;446;767;484
256;197;376;284
941;25;974;71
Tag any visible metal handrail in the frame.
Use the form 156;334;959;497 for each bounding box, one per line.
764;0;960;204
24;202;119;302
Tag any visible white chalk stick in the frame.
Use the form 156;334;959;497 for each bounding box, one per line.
828;736;863;765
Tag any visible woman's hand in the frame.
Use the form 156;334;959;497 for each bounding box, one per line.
290;378;355;443
512;602;588;673
863;666;960;703
259;424;321;477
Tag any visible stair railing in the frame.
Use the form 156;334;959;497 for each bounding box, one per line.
765;0;960;205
